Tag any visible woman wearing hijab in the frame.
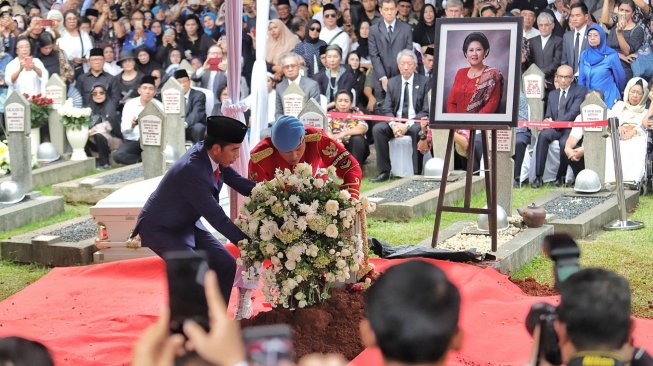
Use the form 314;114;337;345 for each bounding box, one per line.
413;4;436;54
351;19;370;68
86;83;122;169
292;19;326;78
578;25;626;108
606;77;649;186
266;18;299;76
202;12;221;42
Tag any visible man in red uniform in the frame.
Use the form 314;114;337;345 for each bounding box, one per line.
249;115;362;199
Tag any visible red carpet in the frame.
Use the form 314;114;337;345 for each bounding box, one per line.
0;254;652;366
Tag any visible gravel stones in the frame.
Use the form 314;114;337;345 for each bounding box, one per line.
543;195;611;220
370;179;441;202
438;217;523;253
46;218;97;242
100;166;144;185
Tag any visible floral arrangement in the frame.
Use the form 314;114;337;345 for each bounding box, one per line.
25;93;53;129
56;98;92;130
0;140;9;176
235;163;375;309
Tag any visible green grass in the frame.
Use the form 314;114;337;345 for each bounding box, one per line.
0;260;50;300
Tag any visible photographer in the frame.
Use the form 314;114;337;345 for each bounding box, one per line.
528;267;653;366
556;268;651;366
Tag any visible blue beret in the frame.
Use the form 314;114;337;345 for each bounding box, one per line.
271;115;306;152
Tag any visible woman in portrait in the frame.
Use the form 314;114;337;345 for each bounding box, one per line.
578;25;626;108
446;32;504;114
327;90;369;165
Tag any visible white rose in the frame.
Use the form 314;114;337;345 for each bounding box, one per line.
339;190;351;201
325;224;339;238
313;178;324;189
325;200;339;216
298;300;308;308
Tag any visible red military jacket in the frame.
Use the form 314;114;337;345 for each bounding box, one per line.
248;126;362;199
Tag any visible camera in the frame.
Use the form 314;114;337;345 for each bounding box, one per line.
525;234;580;366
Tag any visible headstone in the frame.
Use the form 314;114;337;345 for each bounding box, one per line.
4;92;32;192
45;74;67;156
179;60;194;75
298;99;326;130
580;92;608;184
138;102;166;179
282;82;306;117
161;78;186;161
522;64;545;123
486;129;515;214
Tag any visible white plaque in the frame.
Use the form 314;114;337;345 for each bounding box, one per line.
581;104;605;132
523;74;543;99
496;130;512;152
299;111;325;129
140;115;163;146
283;93;304;117
5;103;25;132
162;89;181;114
45;85;64;105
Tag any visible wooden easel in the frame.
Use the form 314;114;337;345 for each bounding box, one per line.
431;127;502;252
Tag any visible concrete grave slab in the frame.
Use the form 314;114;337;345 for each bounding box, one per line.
0;158;96;188
0;192;64;232
364;171;485;221
52;164;148;204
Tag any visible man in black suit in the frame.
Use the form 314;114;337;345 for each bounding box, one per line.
370;50;430;182
368;0;413;105
131;116;254;305
561;2;589;76
174;69;207;144
532;65;586;188
530;12;563;97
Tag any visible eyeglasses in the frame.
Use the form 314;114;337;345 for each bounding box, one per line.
555;75;573;79
92;91;106;96
283;64;299;69
324;13;337;18
310;27;320;31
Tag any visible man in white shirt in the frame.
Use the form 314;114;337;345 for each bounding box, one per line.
113;75;164;165
319;4;350;64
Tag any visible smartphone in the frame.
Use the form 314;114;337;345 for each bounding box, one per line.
251;28;256;37
164;251;210;335
189;0;200;5
134;19;143;29
243;324;295;366
208;57;222;71
39;19;52;27
618;12;626;24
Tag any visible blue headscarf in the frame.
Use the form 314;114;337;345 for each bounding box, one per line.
584;24;617;65
203;12;217;36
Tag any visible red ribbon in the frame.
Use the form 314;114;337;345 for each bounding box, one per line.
325;112;609;128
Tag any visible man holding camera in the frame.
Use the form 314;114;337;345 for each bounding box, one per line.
553;268;652;366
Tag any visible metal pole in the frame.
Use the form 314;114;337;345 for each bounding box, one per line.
603;117;644;231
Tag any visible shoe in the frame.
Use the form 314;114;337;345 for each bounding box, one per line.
553;177;564;187
235;288;253;320
96;164;110;171
513;180;521;188
531;177;543;189
370;172;390;183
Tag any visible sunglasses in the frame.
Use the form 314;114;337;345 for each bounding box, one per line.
310;26;320;31
324;13;337;18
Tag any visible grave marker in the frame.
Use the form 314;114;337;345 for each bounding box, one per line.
282;82;306;117
4;92;32;192
522;64;545;123
46;74;67;156
486;129;515;213
580;92;607;184
298;99;326;130
161;78;186;161
138;102;166;179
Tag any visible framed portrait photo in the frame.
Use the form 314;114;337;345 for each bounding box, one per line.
429;17;523;129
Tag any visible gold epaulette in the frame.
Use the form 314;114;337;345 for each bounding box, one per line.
305;132;322;142
251;147;273;164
